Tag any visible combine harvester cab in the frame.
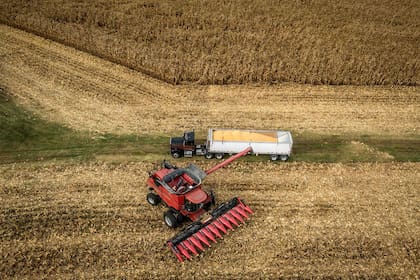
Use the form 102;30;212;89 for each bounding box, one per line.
146;147;254;262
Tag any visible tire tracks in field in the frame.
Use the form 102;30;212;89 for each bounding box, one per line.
1;161;419;278
0;27;173;104
0;25;193;133
1;24;419;135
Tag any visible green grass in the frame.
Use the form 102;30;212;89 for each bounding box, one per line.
0;91;168;163
1;91;418;164
292;132;420;163
183;130;420;163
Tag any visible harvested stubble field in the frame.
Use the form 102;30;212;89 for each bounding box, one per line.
1;0;419;85
0;24;420;279
1;161;419;278
1;25;419;136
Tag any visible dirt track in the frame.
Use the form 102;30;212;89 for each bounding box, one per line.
1;24;419;135
1;24;419;279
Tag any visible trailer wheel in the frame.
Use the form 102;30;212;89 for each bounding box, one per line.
280;155;289;162
215;153;224;160
172;151;181;159
147;193;160;206
270;155;279;161
164;210;179;228
205;153;213;159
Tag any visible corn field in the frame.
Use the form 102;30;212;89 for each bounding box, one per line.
0;4;419;278
1;0;419;85
1;25;419;137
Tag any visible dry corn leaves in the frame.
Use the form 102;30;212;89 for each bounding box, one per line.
0;22;419;280
1;25;419;136
1;161;419;279
1;1;419;86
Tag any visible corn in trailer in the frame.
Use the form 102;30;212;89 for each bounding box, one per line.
170;128;293;161
146;147;254;262
206;128;293;161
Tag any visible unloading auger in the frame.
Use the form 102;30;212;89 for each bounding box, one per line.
146;147;254;262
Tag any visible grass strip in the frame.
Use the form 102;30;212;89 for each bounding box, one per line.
1;91;418;164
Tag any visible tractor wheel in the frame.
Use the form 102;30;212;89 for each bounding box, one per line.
215;153;224;160
147;193;160;206
172;151;181;159
270;155;279;161
280;155;289;162
210;190;216;206
164;210;179;228
205;153;213;159
177;213;187;223
204;190;216;211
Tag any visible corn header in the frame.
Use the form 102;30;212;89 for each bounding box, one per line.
146;147;253;261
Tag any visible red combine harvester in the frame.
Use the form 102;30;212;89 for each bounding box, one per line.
146;147;253;262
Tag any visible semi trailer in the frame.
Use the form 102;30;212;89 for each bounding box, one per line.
170;128;293;161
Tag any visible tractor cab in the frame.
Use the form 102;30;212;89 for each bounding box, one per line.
147;161;214;223
146;147;253;254
162;164;206;194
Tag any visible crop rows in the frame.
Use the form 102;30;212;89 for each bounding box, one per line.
1;0;419;85
1;13;419;279
1;25;419;137
1;161;418;279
